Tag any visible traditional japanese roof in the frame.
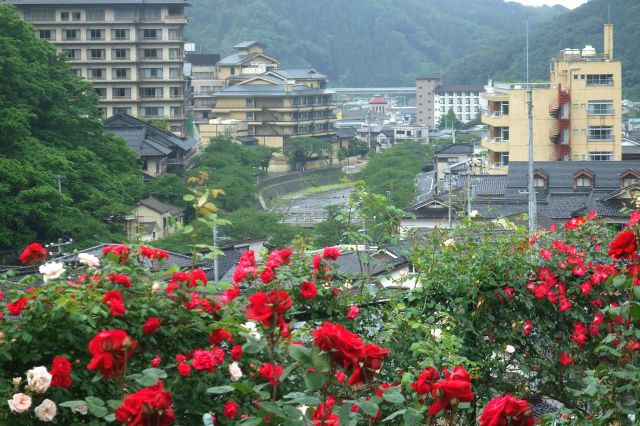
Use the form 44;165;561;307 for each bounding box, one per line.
268;67;328;81
217;52;277;66
185;53;220;66
368;96;388;105
136;197;184;216
336;128;357;139
435;143;474;155
233;41;266;50
213;81;334;98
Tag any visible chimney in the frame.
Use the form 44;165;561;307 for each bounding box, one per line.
603;24;613;60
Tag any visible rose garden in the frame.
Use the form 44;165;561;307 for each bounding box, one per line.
0;181;639;425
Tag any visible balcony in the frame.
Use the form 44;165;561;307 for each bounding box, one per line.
481;136;509;152
482;111;509;127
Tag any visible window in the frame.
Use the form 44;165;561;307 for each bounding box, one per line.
139;87;163;98
93;88;107;99
575;176;592;187
246;112;255;120
24;9;55;21
169;48;181;59
586;74;614;86
169;87;181;98
139;7;161;21
112;48;130;60
62;49;80;60
70;68;82;77
621;175;639;187
113;107;132;115
86;9;105;21
88;29;104;40
587;101;614;115
140;49;161;59
88;49;105;60
38;29;54;40
112;68;130;79
63;29;79;40
61;11;81;21
112;87;131;99
140;68;163;79
112;29;129;40
170;106;182;117
499;153;509;166
588;126;613;141
140;107;164;117
500;127;510;141
87;68;105;79
588;152;613;161
168;6;184;16
140;29;161;40
169;68;181;79
114;7;135;21
168;29;182;40
534;176;546;188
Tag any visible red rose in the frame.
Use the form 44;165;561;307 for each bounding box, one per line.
523;320;532;336
502;285;515;301
189;269;207;287
139;245;169;261
102;244;130;264
627;211;640;227
279;247;293;264
559;353;574;365
223;401;238;419
608;230;638;260
260;267;275;284
191;350;217;372
346;304;359;319
300;281;318;299
115;380;174;426
49;356;72;388
230;345;243;361
7;296;35;316
177;362;191;377
323;246;341;260
107;274;131;288
246;290;292;328
87;329;136;378
19;243;48;265
312;322;364;367
222;284;240;304
208;327;232;345
411;366;439;395
572;322;587;346
258;362;284;385
558;296;572;312
151;356;161;367
143;317;161;335
479;394;534;426
428;366;474;416
102;290;125;316
564;217;585;229
349;343;390;386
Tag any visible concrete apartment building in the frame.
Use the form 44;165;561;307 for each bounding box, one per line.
9;0;189;134
416;75;482;128
184;53;223;125
481;24;621;172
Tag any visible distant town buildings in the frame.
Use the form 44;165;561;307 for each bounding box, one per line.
184;53;222;125
416;76;482;128
9;0;190;134
481;24;622;170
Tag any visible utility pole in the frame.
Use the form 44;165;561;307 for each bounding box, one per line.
46;238;73;257
526;18;537;234
56;175;64;193
212;216;219;285
447;174;453;229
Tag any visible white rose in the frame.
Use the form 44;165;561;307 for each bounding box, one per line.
34;399;57;422
12;377;21;386
242;321;261;340
469;210;479;218
78;253;100;268
26;366;52;393
298;404;309;415
39;262;65;282
229;362;243;382
7;393;31;413
431;328;442;340
505;345;516;354
151;282;162;292
0;331;5;340
443;239;455;247
71;403;88;415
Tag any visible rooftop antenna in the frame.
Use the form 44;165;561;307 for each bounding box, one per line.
526;16;537;234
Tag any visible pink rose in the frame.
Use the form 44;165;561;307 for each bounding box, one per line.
7;393;32;413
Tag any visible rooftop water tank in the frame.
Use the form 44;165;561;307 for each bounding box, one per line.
582;45;596;57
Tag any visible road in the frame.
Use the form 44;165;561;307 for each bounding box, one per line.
415;171;435;203
274;188;355;225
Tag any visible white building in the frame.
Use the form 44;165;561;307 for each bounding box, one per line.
434;85;484;125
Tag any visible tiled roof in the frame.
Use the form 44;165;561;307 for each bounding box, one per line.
435;143;474;155
185;53;220;66
369;96;387;104
233;41;266;49
336;128;357;138
435;85;484;93
137;197;184;215
213;82;334;98
105;126;172;157
104;114;197;153
217;52;276;66
459;174;507;196
269;67;327;80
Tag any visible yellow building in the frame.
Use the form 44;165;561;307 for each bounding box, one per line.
201;68;338;172
481;24;621;171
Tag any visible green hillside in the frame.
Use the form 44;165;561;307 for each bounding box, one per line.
446;0;640;98
185;0;565;87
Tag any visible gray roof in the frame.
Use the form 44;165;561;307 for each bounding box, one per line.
213;81;334;98
269;67;328;80
233;41;266;50
460;174;507;196
435;143;474;155
105;126;172;157
105;113;197;154
434;85;484;94
217;52;277;66
137;197;184;215
336;128;357;138
185;53;220;66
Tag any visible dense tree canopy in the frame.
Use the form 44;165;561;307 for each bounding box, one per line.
0;5;143;256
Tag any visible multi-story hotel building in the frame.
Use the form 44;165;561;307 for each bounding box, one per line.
184;53;223;126
9;0;189;134
481;24;621;171
416;76;482;128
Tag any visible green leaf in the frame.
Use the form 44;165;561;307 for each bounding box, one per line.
183;194;195;202
630;302;640;320
258;401;283;415
243;339;265;354
403;408;423;425
141;368;167;379
135;372;159;387
240;418;264;426
610;275;627;289
310;348;331;373
206;385;235;394
382;409;407;422
59;400;86;408
288;344;312;366
381;390;404;404
85;396;105;407
86;399;108;418
231;382;254;394
107;400;122;409
104;413;116;422
283;392;321;406
355;399;379;417
303;371;326;392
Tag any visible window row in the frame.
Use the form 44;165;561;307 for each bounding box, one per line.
92;87;182;99
39;28;182;42
24;7;183;22
62;48;183;60
534;169;637;189
71;67;181;80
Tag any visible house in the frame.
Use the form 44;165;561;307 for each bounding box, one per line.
368;96;388;114
129;197;185;241
216;41;278;84
104;113;198;177
185;53;224;127
403;161;640;231
433;143;475;186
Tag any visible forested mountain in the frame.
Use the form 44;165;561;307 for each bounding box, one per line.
446;0;640;98
185;0;565;87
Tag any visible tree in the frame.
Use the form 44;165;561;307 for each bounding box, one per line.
283;137;331;171
0;5;143;256
436;108;463;130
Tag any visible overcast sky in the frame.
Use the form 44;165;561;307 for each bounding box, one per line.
510;0;588;8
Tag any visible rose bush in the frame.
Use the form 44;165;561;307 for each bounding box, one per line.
0;187;637;424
